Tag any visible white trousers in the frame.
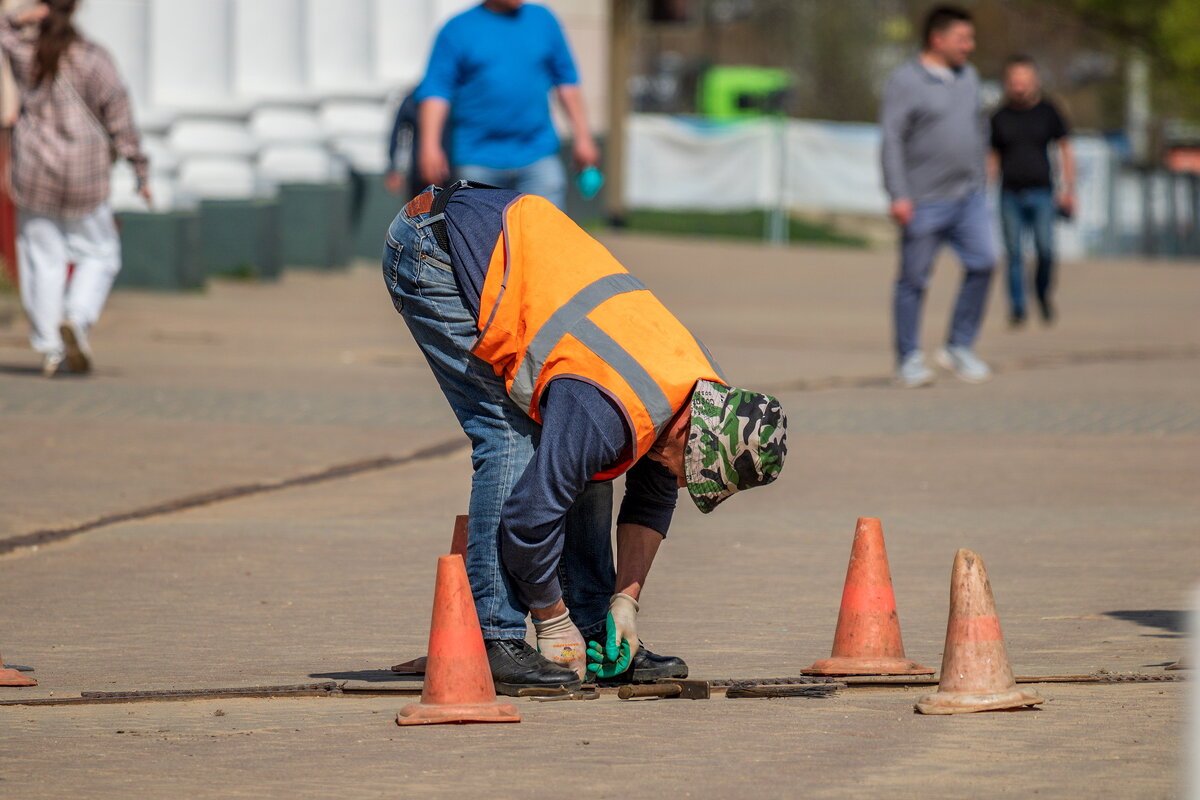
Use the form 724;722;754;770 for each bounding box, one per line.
17;203;121;355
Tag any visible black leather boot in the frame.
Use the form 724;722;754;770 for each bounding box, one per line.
485;639;581;696
597;643;688;685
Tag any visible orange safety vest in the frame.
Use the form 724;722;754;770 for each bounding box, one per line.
471;194;726;480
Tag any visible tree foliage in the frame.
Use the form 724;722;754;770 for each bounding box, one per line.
1032;0;1200;119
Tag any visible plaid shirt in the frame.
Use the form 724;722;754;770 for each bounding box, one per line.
0;17;148;218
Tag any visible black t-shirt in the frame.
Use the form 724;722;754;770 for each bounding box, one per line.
990;100;1069;191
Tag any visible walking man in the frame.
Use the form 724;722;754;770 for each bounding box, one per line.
414;0;599;209
990;55;1075;326
383;182;786;694
880;5;995;387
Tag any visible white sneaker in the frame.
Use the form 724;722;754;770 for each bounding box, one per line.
42;351;64;378
936;345;992;383
895;351;935;388
59;320;92;374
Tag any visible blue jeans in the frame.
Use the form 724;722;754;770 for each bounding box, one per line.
999;188;1055;319
456;154;567;210
894;190;996;361
382;201;613;641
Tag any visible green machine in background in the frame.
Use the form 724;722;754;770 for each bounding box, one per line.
698;66;792;120
696;66;794;246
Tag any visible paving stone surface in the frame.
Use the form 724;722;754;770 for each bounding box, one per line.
1;235;1197;798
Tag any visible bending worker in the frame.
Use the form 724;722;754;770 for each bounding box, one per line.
383;182;787;695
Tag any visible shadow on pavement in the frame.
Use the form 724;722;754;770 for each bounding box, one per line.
0;363;49;377
1105;609;1185;638
0;363;117;379
309;669;422;683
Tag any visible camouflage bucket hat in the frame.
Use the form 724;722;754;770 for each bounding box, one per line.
684;380;787;514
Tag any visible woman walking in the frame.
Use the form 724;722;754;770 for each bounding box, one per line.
1;0;150;376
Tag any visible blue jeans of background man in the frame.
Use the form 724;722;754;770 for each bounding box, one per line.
999;187;1055;319
382;202;613;642
893;190;996;362
456;154;567;210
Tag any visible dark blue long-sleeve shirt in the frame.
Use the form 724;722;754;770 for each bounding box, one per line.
443;186;679;608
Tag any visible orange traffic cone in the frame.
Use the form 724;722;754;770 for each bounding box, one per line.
391;515;470;676
397;554;519;725
915;549;1044;714
0;651;36;687
804;518;933;676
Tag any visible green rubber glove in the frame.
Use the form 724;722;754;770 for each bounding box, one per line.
585;608;635;678
586;638;631;678
605;593;639;663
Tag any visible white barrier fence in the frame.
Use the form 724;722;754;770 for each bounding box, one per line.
625;114;1132;260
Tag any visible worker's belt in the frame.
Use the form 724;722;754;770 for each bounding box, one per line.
405;179;500;258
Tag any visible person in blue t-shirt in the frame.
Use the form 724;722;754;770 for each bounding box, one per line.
413;0;598;209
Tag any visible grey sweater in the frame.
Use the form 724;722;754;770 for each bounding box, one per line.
880;58;987;204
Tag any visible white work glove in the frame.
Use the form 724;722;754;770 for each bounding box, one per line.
587;593;640;678
533;611;587;680
609;592;640;659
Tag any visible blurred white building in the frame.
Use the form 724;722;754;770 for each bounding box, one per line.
60;0;608;210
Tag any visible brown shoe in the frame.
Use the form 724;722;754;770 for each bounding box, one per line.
59;321;92;374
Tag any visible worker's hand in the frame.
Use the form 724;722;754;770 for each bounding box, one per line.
384;171;404;195
418;146;450;188
586;634;631;678
889;198;914;227
139;182;153;210
606;592;639;662
572;134;600;171
585;593;640;678
532;610;587;680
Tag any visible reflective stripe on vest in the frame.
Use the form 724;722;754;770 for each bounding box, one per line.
509;272;652;414
570;318;676;431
